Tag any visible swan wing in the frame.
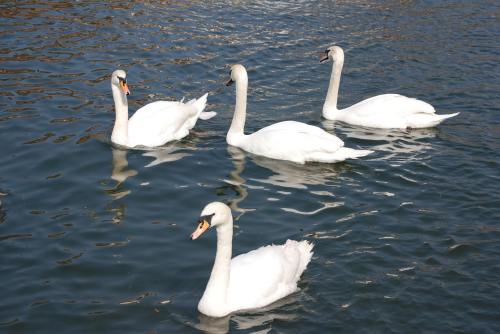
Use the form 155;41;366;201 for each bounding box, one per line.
347;94;435;117
240;121;344;163
227;240;313;311
126;93;209;147
341;94;436;128
126;101;198;147
258;121;340;138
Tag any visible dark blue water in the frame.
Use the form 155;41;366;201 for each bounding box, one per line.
1;1;499;333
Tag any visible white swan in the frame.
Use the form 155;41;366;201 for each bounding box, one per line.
225;64;373;164
320;46;459;129
110;69;216;148
190;201;314;318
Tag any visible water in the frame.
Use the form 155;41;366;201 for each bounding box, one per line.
1;1;499;333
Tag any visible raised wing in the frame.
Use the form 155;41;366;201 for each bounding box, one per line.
127;101;198;147
227;245;292;309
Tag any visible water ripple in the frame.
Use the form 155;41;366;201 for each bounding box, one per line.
0;1;499;333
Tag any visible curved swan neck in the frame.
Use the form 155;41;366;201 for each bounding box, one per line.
200;218;233;310
111;84;129;146
227;76;247;146
322;56;344;119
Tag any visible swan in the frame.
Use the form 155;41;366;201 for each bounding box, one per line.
110;69;216;148
225;64;373;164
190;201;314;318
320;46;459;129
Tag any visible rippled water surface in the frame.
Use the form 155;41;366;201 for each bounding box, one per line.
1;1;500;333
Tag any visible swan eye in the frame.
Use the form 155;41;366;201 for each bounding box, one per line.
198;219;210;230
325;49;330;54
198;213;214;228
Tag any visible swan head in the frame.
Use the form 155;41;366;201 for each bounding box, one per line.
225;64;247;86
191;202;232;240
319;45;344;63
111;69;130;96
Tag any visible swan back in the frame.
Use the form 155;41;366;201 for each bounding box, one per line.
238;121;350;164
226;240;313;312
125;93;209;147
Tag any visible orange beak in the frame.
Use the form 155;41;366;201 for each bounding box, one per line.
120;81;130;96
190;219;210;240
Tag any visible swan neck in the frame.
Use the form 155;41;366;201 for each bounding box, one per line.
227;78;247;146
111;84;129;146
323;58;344;119
201;219;233;308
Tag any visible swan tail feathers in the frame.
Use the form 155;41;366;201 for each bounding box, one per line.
190;93;208;113
308;148;373;163
435;112;460;121
335;147;373;160
199;111;217;120
407;112;459;128
342;148;373;159
285;240;314;280
190;93;215;120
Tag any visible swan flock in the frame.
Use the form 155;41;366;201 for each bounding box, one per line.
106;45;458;318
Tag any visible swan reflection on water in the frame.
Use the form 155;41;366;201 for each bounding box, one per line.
105;147;138;200
192;292;303;334
322;120;438;162
228;145;347;190
142;142;196;168
106;139;199;200
104;142;198;223
222;146;256;221
111;148;138;184
141;129;214;167
251;154;347;190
